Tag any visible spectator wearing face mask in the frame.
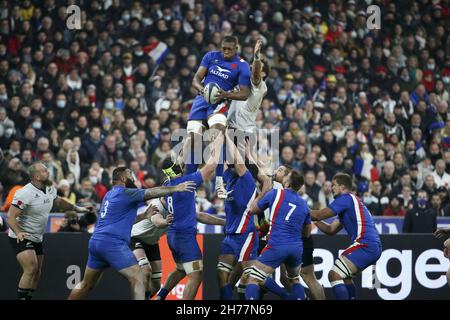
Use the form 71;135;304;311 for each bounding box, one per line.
87;167;107;201
403;190;437;233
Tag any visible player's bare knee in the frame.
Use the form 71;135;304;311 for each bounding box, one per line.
24;263;39;276
328;269;342;282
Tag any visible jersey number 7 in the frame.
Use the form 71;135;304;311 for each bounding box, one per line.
285;203;296;222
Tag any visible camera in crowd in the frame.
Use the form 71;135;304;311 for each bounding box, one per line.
57;209;97;233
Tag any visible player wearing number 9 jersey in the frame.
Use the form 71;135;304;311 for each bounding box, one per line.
245;170;311;300
68;167;196;300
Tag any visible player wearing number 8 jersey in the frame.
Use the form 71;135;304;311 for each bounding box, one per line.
68;167;196;300
245;170;311;300
310;173;382;300
156;130;224;300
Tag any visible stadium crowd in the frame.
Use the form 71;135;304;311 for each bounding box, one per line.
0;0;449;224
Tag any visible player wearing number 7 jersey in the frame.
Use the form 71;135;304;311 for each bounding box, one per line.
68;167;196;300
245;170;311;300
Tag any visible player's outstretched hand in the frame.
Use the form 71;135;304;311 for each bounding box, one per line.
176;181;197;193
434;228;450;239
254;39;263;57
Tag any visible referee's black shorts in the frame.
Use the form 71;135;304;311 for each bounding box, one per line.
9;236;44;256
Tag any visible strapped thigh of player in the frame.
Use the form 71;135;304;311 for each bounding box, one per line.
208;101;228;128
176;259;203;274
186;120;205;135
331;256;354;280
217;261;233;274
137;256;150;268
247;265;269;284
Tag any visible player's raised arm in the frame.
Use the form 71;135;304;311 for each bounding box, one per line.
224;130;247;176
196;212;226;226
199;129;225;181
314;219;343;235
143;181;196;201
251;39;263;86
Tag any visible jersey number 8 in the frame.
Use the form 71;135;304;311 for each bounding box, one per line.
167;197;174;214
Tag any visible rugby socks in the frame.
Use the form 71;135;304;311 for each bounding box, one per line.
289;283;305;300
245;284;260;300
145;291;153;300
17;288;33;300
219;284;233;300
331;280;349;300
156;287;169;300
263;277;289;300
346;283;357;300
237;284;246;300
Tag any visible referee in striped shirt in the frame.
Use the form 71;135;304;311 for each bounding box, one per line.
7;162;93;300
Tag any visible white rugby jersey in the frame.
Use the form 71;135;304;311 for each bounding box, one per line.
131;198;169;245
8;183;57;243
228;79;268;133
